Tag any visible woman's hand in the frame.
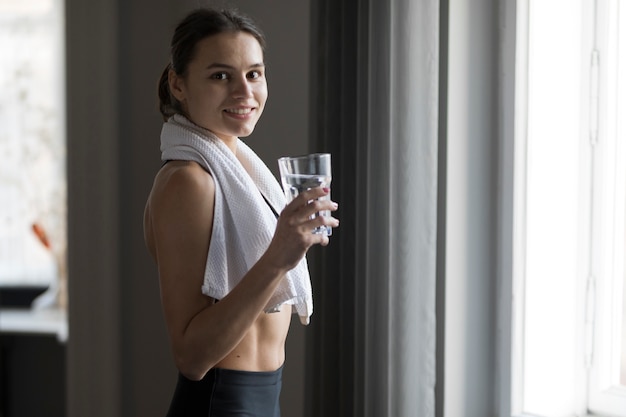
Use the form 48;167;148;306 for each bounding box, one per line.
266;187;339;271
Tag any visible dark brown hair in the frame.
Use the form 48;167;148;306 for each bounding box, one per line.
158;8;266;121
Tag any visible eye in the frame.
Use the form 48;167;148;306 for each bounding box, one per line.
210;72;229;80
247;70;263;79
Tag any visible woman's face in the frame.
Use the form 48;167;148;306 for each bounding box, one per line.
169;31;268;144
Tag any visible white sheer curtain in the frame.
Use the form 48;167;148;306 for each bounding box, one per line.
308;0;440;415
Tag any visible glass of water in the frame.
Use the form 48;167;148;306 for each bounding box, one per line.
277;153;332;236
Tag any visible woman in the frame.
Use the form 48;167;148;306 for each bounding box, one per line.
143;8;339;417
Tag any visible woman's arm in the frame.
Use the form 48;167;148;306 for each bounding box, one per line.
145;161;337;381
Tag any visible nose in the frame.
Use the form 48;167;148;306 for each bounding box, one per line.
231;75;253;99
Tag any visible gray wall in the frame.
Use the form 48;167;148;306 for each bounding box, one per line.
66;1;309;416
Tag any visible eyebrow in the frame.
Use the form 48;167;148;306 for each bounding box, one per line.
205;62;265;71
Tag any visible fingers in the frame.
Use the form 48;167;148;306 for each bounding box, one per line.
284;187;336;215
279;186;339;236
300;204;339;231
268;187;338;270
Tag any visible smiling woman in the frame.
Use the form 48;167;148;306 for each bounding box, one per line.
165;32;268;147
145;8;338;417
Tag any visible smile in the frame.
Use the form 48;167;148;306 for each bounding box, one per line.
224;108;253;115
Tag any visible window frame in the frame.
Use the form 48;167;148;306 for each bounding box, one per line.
498;0;626;416
587;0;626;413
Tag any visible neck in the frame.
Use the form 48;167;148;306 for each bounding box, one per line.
175;114;239;154
215;134;238;154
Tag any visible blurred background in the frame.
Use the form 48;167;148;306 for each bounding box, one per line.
2;0;625;417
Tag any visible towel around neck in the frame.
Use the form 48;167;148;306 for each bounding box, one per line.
160;114;313;325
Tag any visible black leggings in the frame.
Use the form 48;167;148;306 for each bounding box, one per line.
166;366;283;417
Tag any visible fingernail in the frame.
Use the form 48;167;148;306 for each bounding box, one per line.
331;202;338;209
323;187;330;193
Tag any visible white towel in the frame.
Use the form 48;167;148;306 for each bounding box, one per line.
160;114;313;325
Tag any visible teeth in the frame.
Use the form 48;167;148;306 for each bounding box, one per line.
225;108;252;115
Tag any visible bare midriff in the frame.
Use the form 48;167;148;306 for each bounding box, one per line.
214;305;292;372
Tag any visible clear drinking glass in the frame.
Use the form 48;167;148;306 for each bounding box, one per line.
277;153;332;236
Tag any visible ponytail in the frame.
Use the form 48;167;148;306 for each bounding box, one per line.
157;64;179;121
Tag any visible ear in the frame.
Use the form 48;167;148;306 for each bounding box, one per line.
168;69;186;102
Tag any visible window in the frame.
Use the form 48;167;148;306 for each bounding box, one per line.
511;0;626;416
0;0;66;294
587;0;626;414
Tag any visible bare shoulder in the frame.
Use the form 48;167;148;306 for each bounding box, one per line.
144;161;215;259
152;161;214;201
